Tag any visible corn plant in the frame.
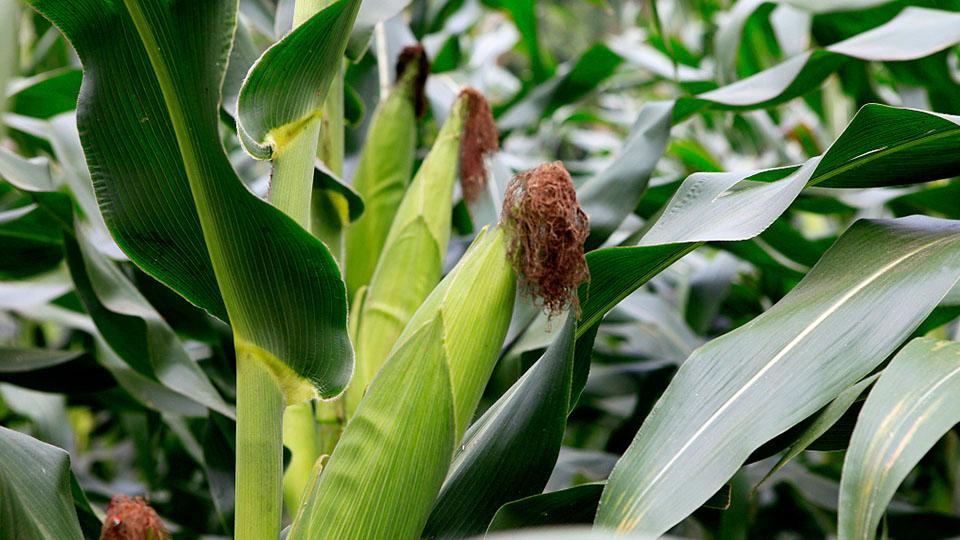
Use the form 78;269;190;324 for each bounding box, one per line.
3;1;960;540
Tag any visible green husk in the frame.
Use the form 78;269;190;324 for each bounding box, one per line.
344;88;491;415
344;46;428;298
288;226;515;540
290;160;590;539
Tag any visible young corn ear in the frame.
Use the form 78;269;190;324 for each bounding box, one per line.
344;45;429;299
288;162;589;540
344;87;497;414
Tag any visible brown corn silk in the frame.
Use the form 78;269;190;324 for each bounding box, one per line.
396;44;430;118
100;495;170;540
458;87;499;205
502;161;590;315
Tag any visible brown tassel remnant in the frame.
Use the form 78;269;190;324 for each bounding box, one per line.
100;495;170;540
395;44;430;118
458;87;499;205
501;161;590;316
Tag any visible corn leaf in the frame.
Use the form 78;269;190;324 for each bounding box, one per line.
488;483;605;533
580;7;960;245
838;337;960;540
27;0;353;398
0;426;84;540
237;0;361;159
597;216;960;535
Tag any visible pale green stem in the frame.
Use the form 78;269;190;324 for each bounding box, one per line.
270;118;322;227
279;0;346;514
235;349;285;540
282;402;320;514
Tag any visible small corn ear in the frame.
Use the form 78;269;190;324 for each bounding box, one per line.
289;226;515;540
289;162;589;540
345;88;495;414
344;46;428;299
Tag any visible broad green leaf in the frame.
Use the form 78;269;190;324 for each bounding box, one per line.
237;0;361;159
0;426;84;540
597;216;960;536
636;162;817;246
28;0;353;399
629;105;960;248
839;338;960;540
291;227;516;540
811;106;960;188
756;373;879;488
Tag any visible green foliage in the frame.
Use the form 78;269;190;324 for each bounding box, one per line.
3;1;960;539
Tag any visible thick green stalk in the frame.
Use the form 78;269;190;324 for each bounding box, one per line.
270;118;322;226
235;347;285;540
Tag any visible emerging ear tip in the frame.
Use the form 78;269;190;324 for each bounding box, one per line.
396;43;430;118
501;161;590;316
457;87;499;205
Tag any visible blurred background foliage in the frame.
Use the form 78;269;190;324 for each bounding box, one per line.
2;0;960;538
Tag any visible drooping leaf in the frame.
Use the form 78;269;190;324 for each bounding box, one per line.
0;426;85;540
237;0;362;159
27;0;353;399
597;216;960;536
838;338;960;540
63;228;234;417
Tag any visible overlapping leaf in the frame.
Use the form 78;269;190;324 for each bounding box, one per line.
580;6;960;246
597;216;960;535
838;338;960;540
237;0;361;159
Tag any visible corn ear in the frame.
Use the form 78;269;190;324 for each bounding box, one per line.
345;89;490;414
289;226;516;540
343;47;427;299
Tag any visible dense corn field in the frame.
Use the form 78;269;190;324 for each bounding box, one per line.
2;1;960;539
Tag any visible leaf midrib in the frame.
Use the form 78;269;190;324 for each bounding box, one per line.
810;124;960;187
